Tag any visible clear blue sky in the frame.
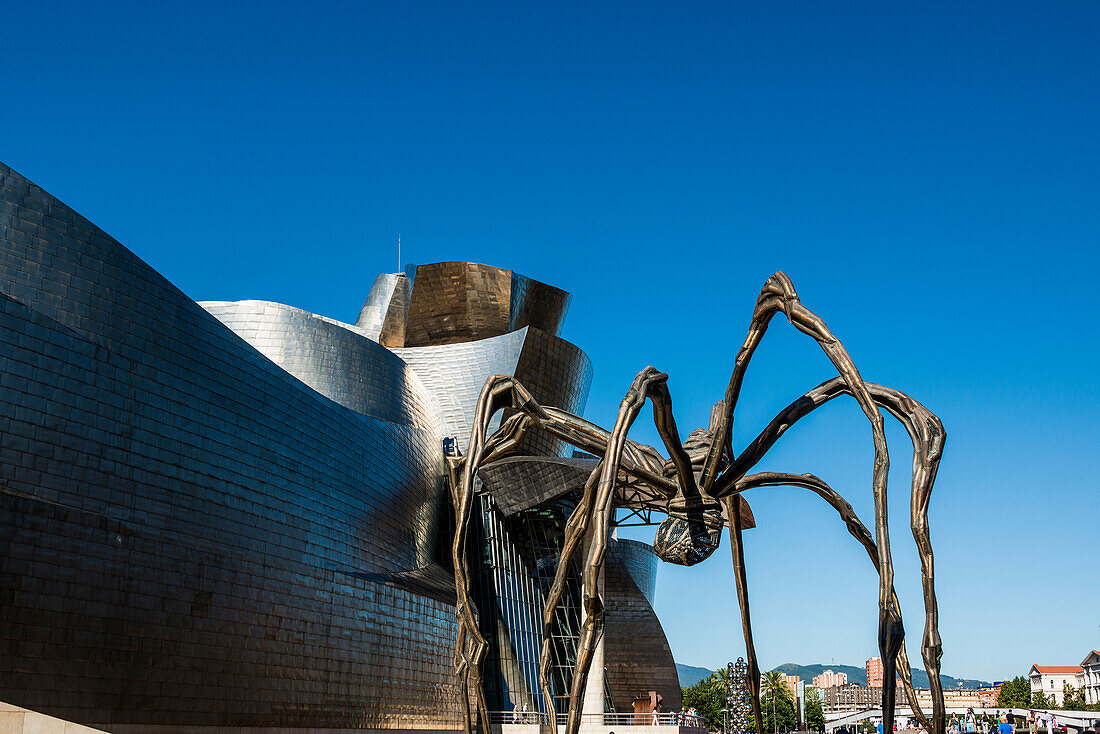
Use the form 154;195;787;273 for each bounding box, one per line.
4;1;1097;683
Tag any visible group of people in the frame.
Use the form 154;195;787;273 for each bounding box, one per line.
1026;710;1061;734
946;708;1100;734
946;708;1016;734
510;701;537;724
868;709;1100;734
668;707;702;726
509;701;703;726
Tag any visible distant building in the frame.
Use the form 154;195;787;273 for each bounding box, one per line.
1080;651;1100;706
761;674;802;704
867;657;884;688
944;689;983;708
814;670;849;689
977;683;1002;708
822;684;880;713
781;674;801;701
1029;665;1084;706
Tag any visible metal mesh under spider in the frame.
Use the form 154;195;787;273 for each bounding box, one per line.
446;272;947;734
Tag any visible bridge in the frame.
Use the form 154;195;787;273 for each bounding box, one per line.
826;708;1100;734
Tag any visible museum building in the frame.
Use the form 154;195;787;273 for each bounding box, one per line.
0;162;681;731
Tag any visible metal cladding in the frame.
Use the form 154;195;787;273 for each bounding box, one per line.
394;327;591;457
0;161;617;731
355;272;412;347
0;163;458;730
605;539;681;714
477;456;598;516
400;262;570;347
202;299;444;434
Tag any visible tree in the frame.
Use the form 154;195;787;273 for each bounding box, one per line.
804;686;826;732
997;676;1032;708
682;672;726;731
760;691;797;734
761;671;795;734
1031;690;1052;709
1061;683;1085;710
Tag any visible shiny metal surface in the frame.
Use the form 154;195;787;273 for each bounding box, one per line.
508;272;569;336
604;539;680;714
477;456;596;515
202;299;443;434
0;160;609;731
395;327;592;458
355;271;411;346
0;157;940;734
0;162;459;730
402;262;570;348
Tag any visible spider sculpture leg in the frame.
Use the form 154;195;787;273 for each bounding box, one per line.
452;373;678;733
727;473;930;734
562;367;688;734
538;461;603;730
701;273;903;734
713;378;946;734
537;367;703;731
723;495;765;734
451;379;546;734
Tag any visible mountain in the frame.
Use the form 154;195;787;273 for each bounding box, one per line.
676;662;991;690
677;663;717;687
773;663;991;690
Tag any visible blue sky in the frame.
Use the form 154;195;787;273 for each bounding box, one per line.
3;1;1097;683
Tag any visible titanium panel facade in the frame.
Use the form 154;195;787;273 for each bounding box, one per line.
393;327;592;458
478;456;596;516
200;300;443;435
355;272;412;348
0;162;459;731
401;262;570;349
604;539;682;714
355;273;405;341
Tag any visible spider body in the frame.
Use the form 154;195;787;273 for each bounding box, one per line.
447;272;947;734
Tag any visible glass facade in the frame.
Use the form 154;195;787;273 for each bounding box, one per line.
473;494;586;713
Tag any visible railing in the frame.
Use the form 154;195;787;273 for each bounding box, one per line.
491;711;551;725
489;711;706;727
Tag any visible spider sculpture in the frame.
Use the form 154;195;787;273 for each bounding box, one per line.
447;272;946;734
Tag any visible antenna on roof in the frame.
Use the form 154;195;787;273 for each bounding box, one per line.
397;233;401;274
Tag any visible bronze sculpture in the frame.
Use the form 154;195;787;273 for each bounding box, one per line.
447;272;946;734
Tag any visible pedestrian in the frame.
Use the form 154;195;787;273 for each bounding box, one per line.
967;709;977;734
1028;711;1037;734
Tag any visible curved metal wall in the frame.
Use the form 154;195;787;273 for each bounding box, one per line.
201;299;443;435
0;162;459;731
605;539;682;714
394;326;592;458
354;272;411;347
401;262;571;349
354;272;403;340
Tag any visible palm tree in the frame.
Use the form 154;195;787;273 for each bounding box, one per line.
761;671;794;734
